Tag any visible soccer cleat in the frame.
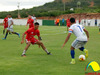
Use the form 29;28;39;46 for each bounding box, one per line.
70;59;75;64
21;54;26;57
18;34;20;38
2;38;6;40
47;52;52;55
84;49;88;58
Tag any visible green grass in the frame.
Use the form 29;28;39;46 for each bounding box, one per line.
0;25;100;75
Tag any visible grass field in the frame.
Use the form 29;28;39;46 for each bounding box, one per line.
0;25;100;75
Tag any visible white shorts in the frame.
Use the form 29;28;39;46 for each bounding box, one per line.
7;28;13;32
71;39;87;49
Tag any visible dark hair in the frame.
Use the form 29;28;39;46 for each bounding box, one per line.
70;18;75;23
8;14;11;16
35;22;39;26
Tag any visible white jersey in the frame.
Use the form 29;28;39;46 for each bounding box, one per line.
8;17;13;28
31;16;36;23
69;23;87;41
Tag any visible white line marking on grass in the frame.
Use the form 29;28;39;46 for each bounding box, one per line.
41;31;67;35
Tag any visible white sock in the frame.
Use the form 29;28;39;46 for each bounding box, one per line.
22;50;26;55
44;49;49;53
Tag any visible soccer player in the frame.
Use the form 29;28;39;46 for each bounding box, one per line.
21;22;51;57
26;15;34;28
66;17;71;31
56;18;60;26
2;14;20;40
3;15;8;34
31;14;37;23
98;23;100;34
62;18;65;26
62;18;89;64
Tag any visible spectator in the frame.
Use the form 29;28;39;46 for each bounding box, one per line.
56;18;60;26
98;23;100;34
95;18;97;26
87;19;91;26
62;18;65;26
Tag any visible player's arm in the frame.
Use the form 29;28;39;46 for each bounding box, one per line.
26;20;29;27
62;33;71;48
38;36;41;41
83;28;89;41
26;23;28;27
21;33;26;44
37;30;42;41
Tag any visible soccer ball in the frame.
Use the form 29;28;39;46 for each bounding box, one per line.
79;54;85;61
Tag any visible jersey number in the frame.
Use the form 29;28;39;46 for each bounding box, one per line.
77;26;82;32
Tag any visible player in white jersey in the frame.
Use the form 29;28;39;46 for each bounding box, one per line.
98;23;100;34
31;14;37;23
2;14;20;40
62;18;89;64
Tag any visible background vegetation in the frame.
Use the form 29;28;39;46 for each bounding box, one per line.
0;0;100;18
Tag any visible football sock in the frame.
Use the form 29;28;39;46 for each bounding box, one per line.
22;50;26;55
79;47;85;51
3;30;5;34
44;49;49;54
4;32;8;39
71;50;75;59
14;32;19;35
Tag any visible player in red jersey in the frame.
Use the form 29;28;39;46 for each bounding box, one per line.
3;15;8;34
21;22;51;56
66;17;71;31
26;15;34;28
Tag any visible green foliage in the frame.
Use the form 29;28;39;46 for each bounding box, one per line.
0;0;100;18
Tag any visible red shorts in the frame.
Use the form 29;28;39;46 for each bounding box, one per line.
26;38;38;45
67;24;70;27
4;25;8;29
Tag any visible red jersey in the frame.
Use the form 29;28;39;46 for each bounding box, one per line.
66;19;71;26
25;27;40;40
4;17;8;26
27;18;34;28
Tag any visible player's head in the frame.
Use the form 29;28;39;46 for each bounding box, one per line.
7;14;9;17
70;18;75;24
34;22;39;30
8;14;12;18
28;15;32;19
33;14;35;17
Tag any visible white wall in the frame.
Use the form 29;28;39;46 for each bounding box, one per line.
0;19;100;26
0;19;42;26
76;19;100;26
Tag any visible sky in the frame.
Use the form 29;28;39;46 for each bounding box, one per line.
0;0;54;12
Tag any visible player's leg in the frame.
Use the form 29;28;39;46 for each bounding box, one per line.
67;26;68;31
99;28;100;33
79;41;88;58
3;29;5;35
21;42;31;56
2;30;9;40
79;47;88;58
36;41;51;55
12;31;20;38
70;46;75;64
70;40;80;64
3;26;6;34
